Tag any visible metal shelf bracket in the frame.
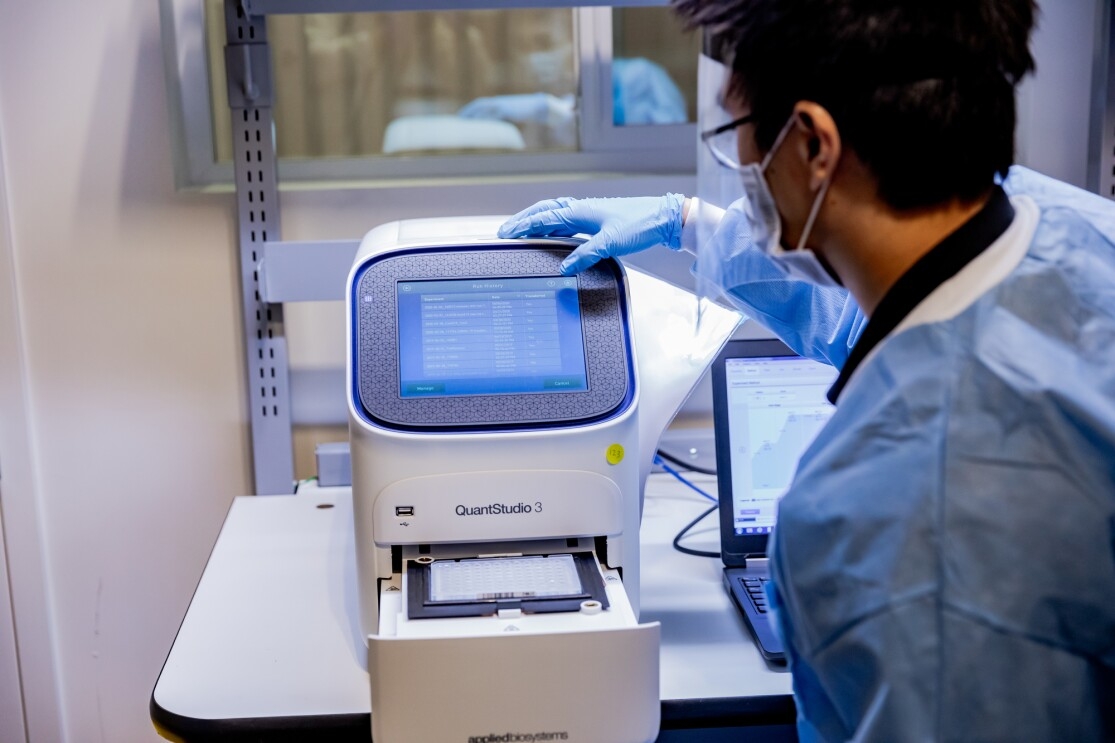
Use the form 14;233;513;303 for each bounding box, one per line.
224;0;294;494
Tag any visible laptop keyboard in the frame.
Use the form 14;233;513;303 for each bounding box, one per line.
725;570;784;661
741;577;770;614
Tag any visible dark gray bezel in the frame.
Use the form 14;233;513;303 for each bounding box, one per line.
714;339;800;564
351;246;633;431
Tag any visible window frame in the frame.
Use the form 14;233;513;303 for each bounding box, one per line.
159;0;697;190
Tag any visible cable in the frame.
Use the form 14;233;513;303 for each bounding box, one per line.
672;503;721;558
653;454;721;558
654;455;717;503
655;447;717;476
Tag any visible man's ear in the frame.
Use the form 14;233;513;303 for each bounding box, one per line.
792;101;841;191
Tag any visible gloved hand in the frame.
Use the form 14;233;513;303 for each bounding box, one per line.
498;193;686;275
458;93;575;126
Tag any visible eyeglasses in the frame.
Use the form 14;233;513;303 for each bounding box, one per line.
699;113;756;171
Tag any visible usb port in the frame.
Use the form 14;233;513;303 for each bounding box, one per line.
395;506;414;517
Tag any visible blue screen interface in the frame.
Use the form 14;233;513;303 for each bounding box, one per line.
397;277;589;398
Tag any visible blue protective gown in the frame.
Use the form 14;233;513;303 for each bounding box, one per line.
612;58;688;126
708;166;1115;741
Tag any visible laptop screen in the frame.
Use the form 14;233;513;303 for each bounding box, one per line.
713;339;838;560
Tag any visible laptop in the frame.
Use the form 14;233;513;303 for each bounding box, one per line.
711;338;838;663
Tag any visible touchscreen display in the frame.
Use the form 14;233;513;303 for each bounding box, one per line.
396;277;589;398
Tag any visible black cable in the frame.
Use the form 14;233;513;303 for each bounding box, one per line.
656;447;717;476
672;503;721;558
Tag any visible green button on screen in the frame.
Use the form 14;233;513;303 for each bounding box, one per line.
405;383;446;395
543;377;585;390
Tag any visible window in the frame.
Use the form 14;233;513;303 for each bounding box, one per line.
612;7;699;126
161;1;700;188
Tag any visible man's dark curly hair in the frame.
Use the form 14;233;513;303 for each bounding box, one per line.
672;0;1037;209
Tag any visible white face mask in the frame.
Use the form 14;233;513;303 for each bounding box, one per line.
735;116;842;288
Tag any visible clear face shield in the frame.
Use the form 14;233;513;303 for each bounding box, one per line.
693;52;750;329
693;53;844;307
627;52;744;374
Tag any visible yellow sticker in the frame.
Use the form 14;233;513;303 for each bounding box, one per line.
605;443;625;465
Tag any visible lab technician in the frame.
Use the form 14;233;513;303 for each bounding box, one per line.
499;0;1115;740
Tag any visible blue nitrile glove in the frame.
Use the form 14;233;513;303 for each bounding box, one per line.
497;194;686;275
458;93;575;125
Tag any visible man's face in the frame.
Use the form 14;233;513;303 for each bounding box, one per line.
718;80;816;254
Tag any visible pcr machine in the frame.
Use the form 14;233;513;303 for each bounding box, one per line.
346;217;740;743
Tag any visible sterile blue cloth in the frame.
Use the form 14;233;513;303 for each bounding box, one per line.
612;58;687;126
726;168;1115;741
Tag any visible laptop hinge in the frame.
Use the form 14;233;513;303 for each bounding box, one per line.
741;553;769;569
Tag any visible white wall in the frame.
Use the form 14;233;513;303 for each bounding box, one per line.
1016;0;1105;187
0;2;254;740
0;56;58;743
0;158;30;743
0;1;1104;742
0;501;27;743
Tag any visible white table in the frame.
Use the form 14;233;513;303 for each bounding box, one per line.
151;473;795;741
